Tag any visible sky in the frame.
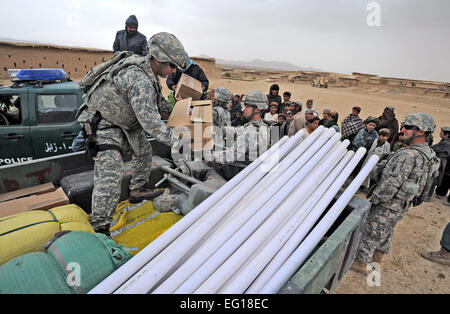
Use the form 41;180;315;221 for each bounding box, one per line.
1;0;449;82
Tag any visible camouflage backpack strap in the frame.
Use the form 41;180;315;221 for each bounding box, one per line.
409;146;440;206
108;54;166;115
79;51;134;93
367;151;396;198
409;146;440;174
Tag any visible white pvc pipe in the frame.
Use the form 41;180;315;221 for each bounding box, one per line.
260;153;379;294
175;138;337;294
245;149;354;293
88;135;290;294
219;140;350;294
193;132;341;294
250;128;335;196
115;129;309;294
178;138;346;294
154;129;336;294
184;127;329;246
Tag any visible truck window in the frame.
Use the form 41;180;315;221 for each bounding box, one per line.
0;94;22;126
37;94;78;124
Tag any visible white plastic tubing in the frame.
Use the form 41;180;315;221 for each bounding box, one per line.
259;154;380;294
90;125;379;294
221;144;353;294
152;128;336;294
192;131;342;294
171;136;347;294
110;126;322;294
245;149;355;293
89;132;292;294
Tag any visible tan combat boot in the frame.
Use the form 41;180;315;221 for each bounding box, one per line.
350;260;369;275
420;248;450;266
373;250;386;267
129;187;163;203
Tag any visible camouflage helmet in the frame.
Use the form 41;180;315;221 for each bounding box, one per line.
402;112;436;133
243;90;268;110
147;32;187;70
214;87;233;103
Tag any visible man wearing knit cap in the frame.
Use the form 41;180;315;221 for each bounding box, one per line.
113;15;148;56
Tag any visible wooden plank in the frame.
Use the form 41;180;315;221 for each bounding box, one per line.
0;182;55;203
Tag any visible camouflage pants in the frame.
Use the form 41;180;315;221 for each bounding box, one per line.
355;201;409;264
90;120;152;231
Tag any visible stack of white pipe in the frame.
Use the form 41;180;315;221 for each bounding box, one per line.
89;125;379;294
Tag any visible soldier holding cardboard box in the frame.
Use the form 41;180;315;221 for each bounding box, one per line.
206;90;271;180
77;32;187;234
166;52;209;100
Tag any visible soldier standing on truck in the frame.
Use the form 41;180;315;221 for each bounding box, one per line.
205;90;271;181
77;32;187;234
351;113;440;274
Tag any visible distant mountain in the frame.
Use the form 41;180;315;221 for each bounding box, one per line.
214;57;323;72
0;37;49;44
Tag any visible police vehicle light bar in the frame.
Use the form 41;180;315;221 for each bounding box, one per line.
7;69;19;79
13;69;67;81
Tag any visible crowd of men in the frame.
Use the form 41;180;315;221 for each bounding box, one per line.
75;15;449;270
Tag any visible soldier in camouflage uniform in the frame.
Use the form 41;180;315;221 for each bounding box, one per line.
212;87;233;128
352;113;440;274
76;32;187;233
205;90;271;180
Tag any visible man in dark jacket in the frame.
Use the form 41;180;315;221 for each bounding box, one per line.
230;94;243;120
376;106;399;143
430;126;450;205
166;52;209;100
113;15;147;56
267;84;282;107
231;110;246;127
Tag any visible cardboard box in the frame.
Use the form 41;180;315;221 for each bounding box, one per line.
168;98;214;151
0;184;69;218
175;73;203;101
0;182;55;203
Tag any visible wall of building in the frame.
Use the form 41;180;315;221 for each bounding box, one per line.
191;57;218;81
0;41;218;84
0;42;113;82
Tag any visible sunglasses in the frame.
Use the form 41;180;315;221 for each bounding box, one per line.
163;62;177;69
402;125;416;130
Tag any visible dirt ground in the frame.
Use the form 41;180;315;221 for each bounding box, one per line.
169;78;450;294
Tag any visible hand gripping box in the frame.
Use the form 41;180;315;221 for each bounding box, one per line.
168;98;214;151
174;73;203;101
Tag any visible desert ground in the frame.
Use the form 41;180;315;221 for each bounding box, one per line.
164;78;450;294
